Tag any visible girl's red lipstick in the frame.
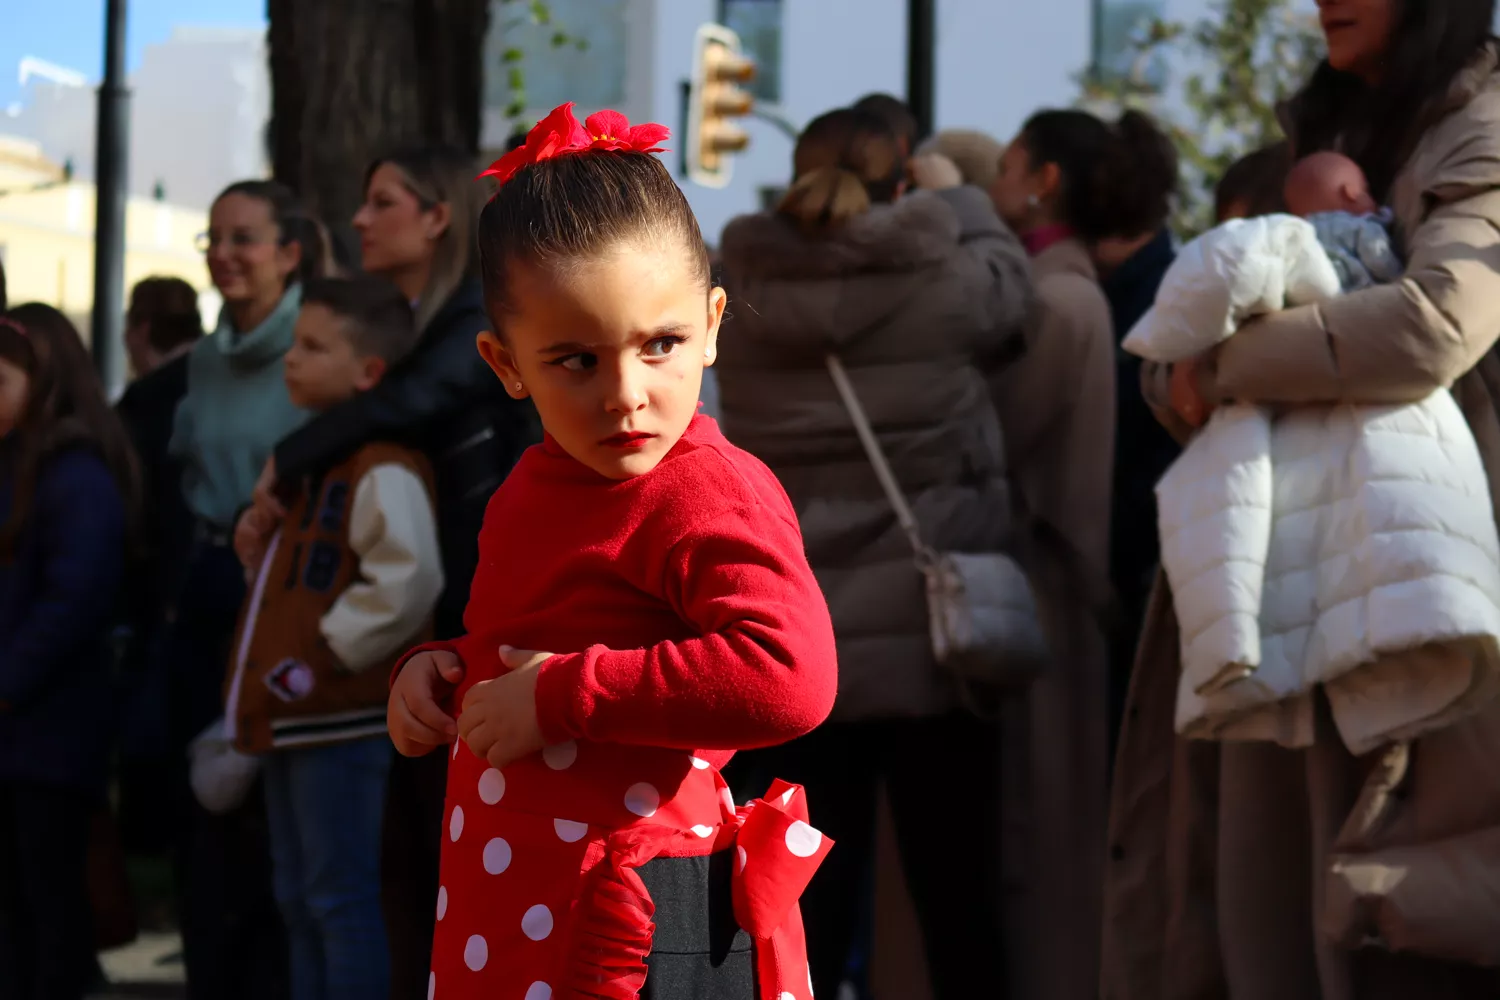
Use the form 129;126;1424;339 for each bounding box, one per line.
601;431;655;449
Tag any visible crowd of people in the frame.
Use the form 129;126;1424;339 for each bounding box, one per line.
3;0;1500;998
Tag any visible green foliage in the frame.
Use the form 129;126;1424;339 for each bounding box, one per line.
497;0;588;130
1080;0;1324;235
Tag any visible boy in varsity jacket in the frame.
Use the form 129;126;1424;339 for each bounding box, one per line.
226;275;444;1000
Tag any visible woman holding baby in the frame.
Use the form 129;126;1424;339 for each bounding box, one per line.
1103;1;1500;997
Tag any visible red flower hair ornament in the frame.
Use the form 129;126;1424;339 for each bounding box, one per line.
479;102;671;186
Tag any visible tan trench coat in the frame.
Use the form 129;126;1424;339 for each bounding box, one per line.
1103;45;1500;1000
993;237;1116;1000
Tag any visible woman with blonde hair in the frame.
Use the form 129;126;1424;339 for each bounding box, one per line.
717;105;1032;999
236;145;539;998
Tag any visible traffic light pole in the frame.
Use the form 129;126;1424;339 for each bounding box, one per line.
906;0;936;141
92;0;130;398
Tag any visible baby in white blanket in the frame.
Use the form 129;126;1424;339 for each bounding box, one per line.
1123;162;1500;754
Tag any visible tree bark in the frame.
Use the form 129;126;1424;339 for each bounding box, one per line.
266;0;491;228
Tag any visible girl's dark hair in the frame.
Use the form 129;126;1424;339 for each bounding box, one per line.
1287;0;1497;201
128;276;203;354
1020;108;1178;241
213;179;334;288
478;151;709;323
1215;142;1293;221
777;108;905;235
0;304;141;558
0;258;7;312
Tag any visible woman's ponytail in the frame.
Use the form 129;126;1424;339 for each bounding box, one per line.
1096;110;1178;237
777;166;874;234
1020;108;1178;241
778;108;904;236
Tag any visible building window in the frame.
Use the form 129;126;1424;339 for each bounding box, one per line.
485;0;628;116
1094;0;1168;92
719;0;783;104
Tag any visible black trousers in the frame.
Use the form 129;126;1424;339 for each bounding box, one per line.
382;749;448;1000
639;851;755;1000
728;715;1008;1000
0;780;95;1000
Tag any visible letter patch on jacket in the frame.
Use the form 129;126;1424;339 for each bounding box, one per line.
265;658;316;702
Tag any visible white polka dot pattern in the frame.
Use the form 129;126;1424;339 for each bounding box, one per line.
448;806;464;842
482;838;512;875
690;756;710;769
785;820;822;858
542;741;578;770
427;971;435;1000
691;824;714;838
435;886;448;921
478;768;506;805
521;904;554;941
623;782;659;818
524;983;552;1000
554;818;588;843
464;934;488;971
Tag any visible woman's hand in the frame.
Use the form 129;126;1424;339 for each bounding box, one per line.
388;649;465;757
1169;355;1213;429
252;457;287;521
457;646;549;770
910;152;964;191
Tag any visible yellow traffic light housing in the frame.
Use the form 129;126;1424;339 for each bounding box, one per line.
687;23;757;189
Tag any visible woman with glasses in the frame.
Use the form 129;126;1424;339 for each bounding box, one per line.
234;146;539;1000
163;180;333;1000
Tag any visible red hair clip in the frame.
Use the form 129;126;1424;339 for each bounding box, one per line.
479;102;670;186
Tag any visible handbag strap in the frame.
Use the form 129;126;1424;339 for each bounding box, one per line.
825;354;932;564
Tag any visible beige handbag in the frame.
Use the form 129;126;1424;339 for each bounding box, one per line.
826;354;1050;694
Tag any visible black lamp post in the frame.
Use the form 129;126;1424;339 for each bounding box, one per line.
906;0;936;141
92;0;130;396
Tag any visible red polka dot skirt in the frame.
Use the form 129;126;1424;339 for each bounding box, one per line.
429;737;831;1000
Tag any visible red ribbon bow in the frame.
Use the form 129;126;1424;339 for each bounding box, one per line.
479;102;671;186
560;781;831;1000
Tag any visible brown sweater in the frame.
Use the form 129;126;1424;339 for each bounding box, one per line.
224;441;441;753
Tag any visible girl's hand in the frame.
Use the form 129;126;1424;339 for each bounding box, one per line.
458;646;550;770
1170;355;1213;429
388;649;465;756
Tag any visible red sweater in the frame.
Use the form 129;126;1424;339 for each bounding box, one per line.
434;414;836;769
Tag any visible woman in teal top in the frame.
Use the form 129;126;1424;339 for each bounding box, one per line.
161;179;331;1000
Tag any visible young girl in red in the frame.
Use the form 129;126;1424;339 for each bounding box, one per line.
387;103;838;1000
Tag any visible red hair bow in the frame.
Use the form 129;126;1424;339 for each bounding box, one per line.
479;102;671;186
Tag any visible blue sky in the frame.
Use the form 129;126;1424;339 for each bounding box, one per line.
0;0;265;107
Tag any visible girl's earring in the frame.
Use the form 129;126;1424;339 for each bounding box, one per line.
514;382;523;393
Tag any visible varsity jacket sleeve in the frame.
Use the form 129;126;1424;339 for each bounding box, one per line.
532;502;839;751
321;463;445;673
0;450;126;709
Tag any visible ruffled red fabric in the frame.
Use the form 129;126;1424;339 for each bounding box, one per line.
558;782;831;1000
479;102;671;186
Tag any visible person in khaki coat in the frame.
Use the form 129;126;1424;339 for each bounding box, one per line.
1104;2;1500;997
715;106;1033;1000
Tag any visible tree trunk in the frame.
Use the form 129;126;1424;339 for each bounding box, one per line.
266;0;491;228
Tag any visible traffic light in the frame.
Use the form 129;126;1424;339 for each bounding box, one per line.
686;23;757;189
